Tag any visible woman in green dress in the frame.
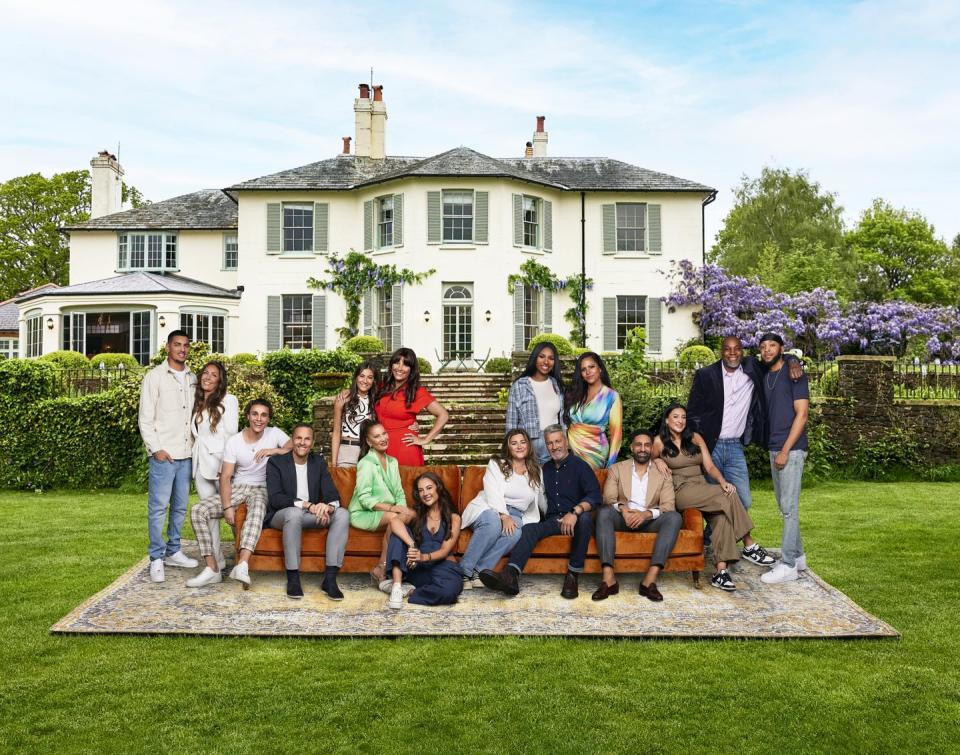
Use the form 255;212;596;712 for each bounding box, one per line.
349;420;416;582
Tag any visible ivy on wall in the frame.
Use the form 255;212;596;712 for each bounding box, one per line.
506;259;593;347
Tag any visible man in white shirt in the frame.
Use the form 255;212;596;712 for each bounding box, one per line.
186;398;290;589
138;330;199;583
595;429;682;602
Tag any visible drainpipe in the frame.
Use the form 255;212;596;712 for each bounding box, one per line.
701;190;717;265
580;191;586;346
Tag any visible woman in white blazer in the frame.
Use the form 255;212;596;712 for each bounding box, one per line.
191;360;239;499
459;429;545;588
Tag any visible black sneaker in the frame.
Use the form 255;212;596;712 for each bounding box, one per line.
710;569;736;591
321;577;344;601
742;544;776;566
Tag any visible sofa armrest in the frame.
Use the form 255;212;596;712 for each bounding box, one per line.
681;507;703;532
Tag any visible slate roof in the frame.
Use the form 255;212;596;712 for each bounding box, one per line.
63;189;237;231
15;273;240;303
0;284;59;330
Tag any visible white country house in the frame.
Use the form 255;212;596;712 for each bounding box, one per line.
18;84;715;365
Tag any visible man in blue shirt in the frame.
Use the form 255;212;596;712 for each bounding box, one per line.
479;425;601;599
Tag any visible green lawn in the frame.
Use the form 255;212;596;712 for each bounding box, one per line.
1;483;958;754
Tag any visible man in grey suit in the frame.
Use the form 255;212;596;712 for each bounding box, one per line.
265;424;349;600
594;429;682;602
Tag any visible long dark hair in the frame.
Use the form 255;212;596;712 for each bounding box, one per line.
381;348;421;408
345;360;379;419
564;351;613;422
192;360;228;433
494;429;542;488
520;342;565;394
410;472;455;545
658;402;699;457
358;419;384;459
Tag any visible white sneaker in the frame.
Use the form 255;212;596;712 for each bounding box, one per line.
387;583;404;609
379;579;393;595
164;551;199;568
761;562;799;584
400;582;416;598
229;561;251;589
795;554;808;572
185;567;223;588
149;558;165;583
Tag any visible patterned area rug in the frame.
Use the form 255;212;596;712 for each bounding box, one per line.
51;544;897;638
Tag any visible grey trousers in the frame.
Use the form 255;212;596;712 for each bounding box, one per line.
770;449;806;567
268;506;350;570
595;506;682;570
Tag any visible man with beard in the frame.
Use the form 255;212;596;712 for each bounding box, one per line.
757;333;810;584
594;429;682;602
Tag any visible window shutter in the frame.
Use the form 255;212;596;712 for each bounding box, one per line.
543;288;553;332
543;199;553;251
513;282;525;351
647;297;662;353
474;191;488;244
602;204;616;254
363;290;374;336
393;193;404;246
311;294;326;350
313;202;329;253
603;297;617;351
267;296;282;351
391;283;403;350
648;204;662;254
363;200;374;252
266;203;282;254
427;191;441;244
512;194;523;247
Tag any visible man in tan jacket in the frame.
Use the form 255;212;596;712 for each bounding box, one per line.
593;429;682;602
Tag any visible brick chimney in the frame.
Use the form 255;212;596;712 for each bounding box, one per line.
532;116;548;157
90;151;124;218
354;84;372;157
341;136;352;155
370;84;387;159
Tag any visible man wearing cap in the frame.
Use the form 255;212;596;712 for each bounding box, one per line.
757;332;810;584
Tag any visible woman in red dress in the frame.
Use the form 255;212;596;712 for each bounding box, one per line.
375;348;450;466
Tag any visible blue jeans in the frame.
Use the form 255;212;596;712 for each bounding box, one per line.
770;449;806;567
460;507;523;576
532;436;551;466
704;438;753;547
147;457;192;561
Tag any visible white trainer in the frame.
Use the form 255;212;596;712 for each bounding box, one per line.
387;583;404;609
164;551;199;568
379;579;393;595
761;562;799;584
795;554;808;572
185;567;223;588
229;561;251;589
400;582;416;598
149;558;165;583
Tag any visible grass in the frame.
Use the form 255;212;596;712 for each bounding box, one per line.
1;483;959;754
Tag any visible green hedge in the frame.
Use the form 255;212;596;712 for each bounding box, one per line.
0;359;58;408
262;349;361;426
484;357;513;374
527;333;574;356
344;335;384;353
90;353;140;370
38;350;90;369
678;345;716;369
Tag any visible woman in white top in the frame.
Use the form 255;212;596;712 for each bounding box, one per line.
505;342;566;465
191;360;240;499
458;429;545;588
331;361;378;467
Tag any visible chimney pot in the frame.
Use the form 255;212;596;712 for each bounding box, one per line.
358;83;370;99
524;142;534;157
372;85;383;102
342;136;352;154
536;116;545;132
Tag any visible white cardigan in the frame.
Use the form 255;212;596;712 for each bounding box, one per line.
461;459;545;529
191;393;240;481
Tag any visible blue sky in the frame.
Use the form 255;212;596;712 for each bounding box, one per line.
2;0;957;246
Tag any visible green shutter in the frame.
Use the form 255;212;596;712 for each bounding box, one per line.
363;290;374;336
391;283;403;350
602;204;616;254
427;191;441;244
648;204;661;254
393;193;403;246
267;203;282;254
543;199;553;251
543;288;552;332
647;297;662;353
603;297;617;351
474;191;488;244
267;296;282;351
512;194;523;247
313;202;328;253
513;282;525;351
312;294;326;349
363;200;374;252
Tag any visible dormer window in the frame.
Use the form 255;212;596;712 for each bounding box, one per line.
117;233;178;271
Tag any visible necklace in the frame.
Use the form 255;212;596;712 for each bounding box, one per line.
765;366;783;392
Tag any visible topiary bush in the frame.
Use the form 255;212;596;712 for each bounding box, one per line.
151;341;211;373
230;352;260;365
678;345;716;369
527;333;574;355
344;335;385;354
484;357;513;374
418;357;433;375
38;350;90;369
91;352;142;370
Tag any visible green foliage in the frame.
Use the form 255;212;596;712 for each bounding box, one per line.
506;259;557;293
150;341;212;373
307;251;436;340
563;274;593;347
496;386;509;407
344;335;385;353
0;358;58;408
262;348;362;426
819;364;840;397
756;238;858;299
483;357;513;374
91;352;141;370
527;333;573;356
228;365;291;431
229;352;260;365
852;428;924;481
616;327;648;373
679;345;716;369
38;350;90;369
506;261;592;347
418;357;433;375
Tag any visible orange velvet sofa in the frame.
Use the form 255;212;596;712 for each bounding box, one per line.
234;464;704;580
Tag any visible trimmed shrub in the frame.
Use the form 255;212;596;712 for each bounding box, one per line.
230;352;260;365
0;359;58;409
262;348;362;426
484;357;513;374
819;364;840;397
418;357;433;375
91;352;141;370
527;333;574;355
344;335;385;353
151;341;211;373
38;350;90;369
678;345;716;369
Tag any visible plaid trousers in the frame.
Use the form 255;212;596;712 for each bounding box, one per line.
190;483;268;557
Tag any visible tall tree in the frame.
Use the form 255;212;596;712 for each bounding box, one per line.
710;166;847;285
0;169;146;301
